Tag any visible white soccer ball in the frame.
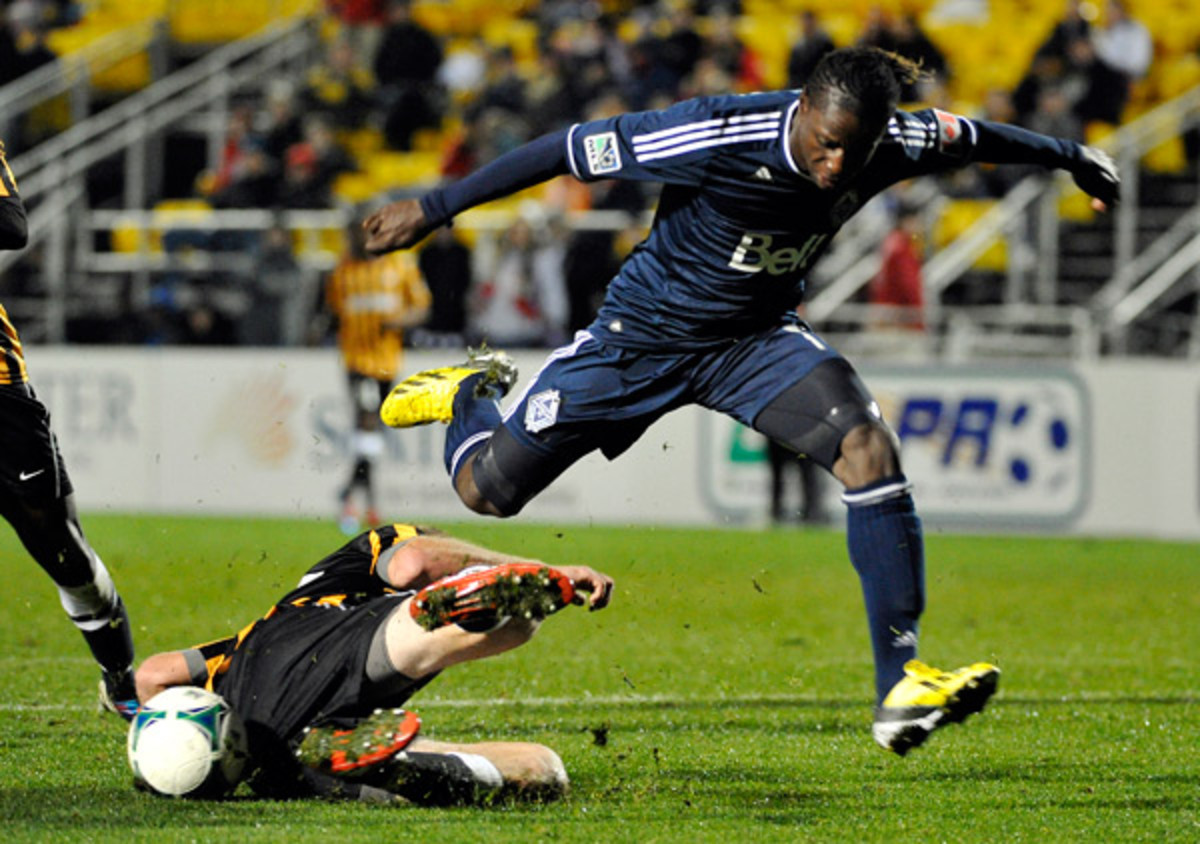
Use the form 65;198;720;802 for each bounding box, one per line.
127;686;249;798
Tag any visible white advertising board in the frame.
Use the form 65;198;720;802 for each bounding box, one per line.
21;348;1200;539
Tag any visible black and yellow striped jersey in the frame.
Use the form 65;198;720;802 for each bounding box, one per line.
1;139;29;386
325;251;431;381
192;523;422;690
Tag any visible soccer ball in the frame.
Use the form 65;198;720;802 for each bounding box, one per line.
127;686;249;798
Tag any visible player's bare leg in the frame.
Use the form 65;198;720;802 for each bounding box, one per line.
298;567;579;804
831;421;899;489
385;598;543;678
404;735;567;800
298;708;566;805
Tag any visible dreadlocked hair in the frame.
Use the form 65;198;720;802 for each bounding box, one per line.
805;47;926;119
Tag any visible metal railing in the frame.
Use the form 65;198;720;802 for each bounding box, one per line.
903;85;1200;353
1;13;320;340
0;19;170;146
3;11;1198;357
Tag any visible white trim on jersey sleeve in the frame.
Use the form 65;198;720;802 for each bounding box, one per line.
565;123;582;179
781;98;802;174
963;115;979;146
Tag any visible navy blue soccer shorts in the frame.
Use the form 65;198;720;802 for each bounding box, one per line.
498;323;844;464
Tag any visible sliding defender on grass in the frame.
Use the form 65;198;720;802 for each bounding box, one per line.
360;46;1106;754
132;523;613;805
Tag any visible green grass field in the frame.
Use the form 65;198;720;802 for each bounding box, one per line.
2;515;1197;843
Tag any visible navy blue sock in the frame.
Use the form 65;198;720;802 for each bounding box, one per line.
844;476;926;704
442;373;503;483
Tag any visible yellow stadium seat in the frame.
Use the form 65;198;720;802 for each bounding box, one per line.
92;53;152;93
481;16;539;66
155;199;213;212
364;151;442;190
735;14;795;90
1142;135;1188;174
933;199;1008;272
1057;185;1096;223
169;0;315;44
410;127;445;153
111;218;149;253
26;94;72;136
332;171;377;204
291;226;344;256
336;127;385;160
1154;54;1200;100
410;0;456;37
823;13;862;47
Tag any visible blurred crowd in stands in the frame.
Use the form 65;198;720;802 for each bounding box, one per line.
0;0;1181;348
0;0;69;87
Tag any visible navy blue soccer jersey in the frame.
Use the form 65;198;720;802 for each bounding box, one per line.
563;91;979;350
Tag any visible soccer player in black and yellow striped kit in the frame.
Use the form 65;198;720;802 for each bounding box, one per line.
133;522;614;804
324;222;431;531
0;139;138;717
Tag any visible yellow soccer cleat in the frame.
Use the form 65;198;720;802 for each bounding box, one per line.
380;348;517;429
872;659;1000;756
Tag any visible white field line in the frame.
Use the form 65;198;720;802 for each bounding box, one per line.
1;689;1196;713
1;693;824;713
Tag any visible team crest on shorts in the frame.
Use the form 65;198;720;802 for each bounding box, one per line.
583;132;621;175
525;389;561;433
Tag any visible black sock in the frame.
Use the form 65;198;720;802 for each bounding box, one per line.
382;751;502;807
81;597;135;682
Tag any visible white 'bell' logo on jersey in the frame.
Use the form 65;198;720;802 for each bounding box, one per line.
525;389;561;433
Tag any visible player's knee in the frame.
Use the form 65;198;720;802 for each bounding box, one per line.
455;479;507;517
494;617;540;649
506;745;569;800
833;422;899;488
455;457;522;518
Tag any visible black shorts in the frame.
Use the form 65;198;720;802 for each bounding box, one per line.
0;382;71;501
215;595;432;782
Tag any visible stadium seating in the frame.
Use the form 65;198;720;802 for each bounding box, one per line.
933;199;1008;272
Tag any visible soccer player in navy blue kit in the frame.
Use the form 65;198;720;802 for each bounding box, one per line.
364;48;1121;755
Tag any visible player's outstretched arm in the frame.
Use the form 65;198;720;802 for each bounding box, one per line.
1070;145;1121;213
133;651;191;703
362;129;572;255
383;534;548;587
363;198;432;254
552;564;614;610
967;118;1121;212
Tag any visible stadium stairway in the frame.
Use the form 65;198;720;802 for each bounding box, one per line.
1056;158;1200;308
